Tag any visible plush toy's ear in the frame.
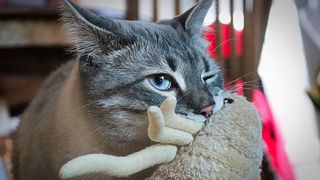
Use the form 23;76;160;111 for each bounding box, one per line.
174;0;213;36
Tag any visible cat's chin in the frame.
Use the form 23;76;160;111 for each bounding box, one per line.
178;113;207;123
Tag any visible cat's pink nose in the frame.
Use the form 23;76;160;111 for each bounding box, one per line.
200;105;214;118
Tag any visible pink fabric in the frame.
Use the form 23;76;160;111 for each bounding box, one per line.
205;23;242;59
235;79;244;96
235;30;243;56
220;23;231;58
253;89;295;180
205;24;218;58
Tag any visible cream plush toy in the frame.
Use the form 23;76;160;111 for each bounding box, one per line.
59;92;263;179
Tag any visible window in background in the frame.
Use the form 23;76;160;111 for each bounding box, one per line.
139;0;153;20
157;0;175;20
79;0;126;19
78;0;188;21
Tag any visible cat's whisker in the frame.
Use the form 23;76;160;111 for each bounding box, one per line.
225;80;260;92
59;150;73;159
70;99;102;113
225;71;258;88
213;38;237;53
177;91;191;104
241;80;260;86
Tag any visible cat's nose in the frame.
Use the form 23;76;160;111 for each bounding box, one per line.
200;105;214;118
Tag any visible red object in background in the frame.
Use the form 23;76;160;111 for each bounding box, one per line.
205;23;243;59
205;23;232;58
235;30;243;56
205;24;218;58
253;89;295;180
235;79;244;96
220;23;231;58
224;79;244;96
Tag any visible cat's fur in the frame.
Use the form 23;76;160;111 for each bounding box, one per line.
13;0;223;179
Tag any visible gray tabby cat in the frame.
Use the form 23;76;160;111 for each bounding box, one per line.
13;0;224;179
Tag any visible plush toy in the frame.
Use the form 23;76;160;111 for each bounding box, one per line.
59;93;263;179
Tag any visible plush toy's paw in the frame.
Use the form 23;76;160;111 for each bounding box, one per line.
148;106;193;146
60;96;206;179
160;97;204;134
60;144;177;179
147;97;204;146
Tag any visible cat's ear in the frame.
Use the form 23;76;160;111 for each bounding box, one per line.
174;0;213;36
61;0;134;63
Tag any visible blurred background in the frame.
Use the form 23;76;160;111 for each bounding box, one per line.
0;0;319;179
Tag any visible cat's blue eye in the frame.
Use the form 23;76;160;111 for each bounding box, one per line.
148;74;172;91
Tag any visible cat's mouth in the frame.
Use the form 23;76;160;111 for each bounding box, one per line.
174;92;226;123
177;112;207;123
176;96;224;123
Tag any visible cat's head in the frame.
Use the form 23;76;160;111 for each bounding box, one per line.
62;0;223;144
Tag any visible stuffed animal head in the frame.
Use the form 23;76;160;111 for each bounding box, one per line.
148;93;264;179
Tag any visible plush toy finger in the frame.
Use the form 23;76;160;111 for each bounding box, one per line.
147;106;193;145
160;97;204;134
59;144;177;179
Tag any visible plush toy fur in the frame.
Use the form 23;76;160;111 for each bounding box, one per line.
148;93;263;179
60;93;263;179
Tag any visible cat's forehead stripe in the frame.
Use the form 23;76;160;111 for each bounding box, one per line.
203;58;210;72
171;72;186;92
165;57;177;72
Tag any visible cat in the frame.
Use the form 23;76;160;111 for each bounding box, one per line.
12;0;224;179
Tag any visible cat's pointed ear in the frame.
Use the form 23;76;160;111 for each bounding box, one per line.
61;0;134;60
175;0;213;36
